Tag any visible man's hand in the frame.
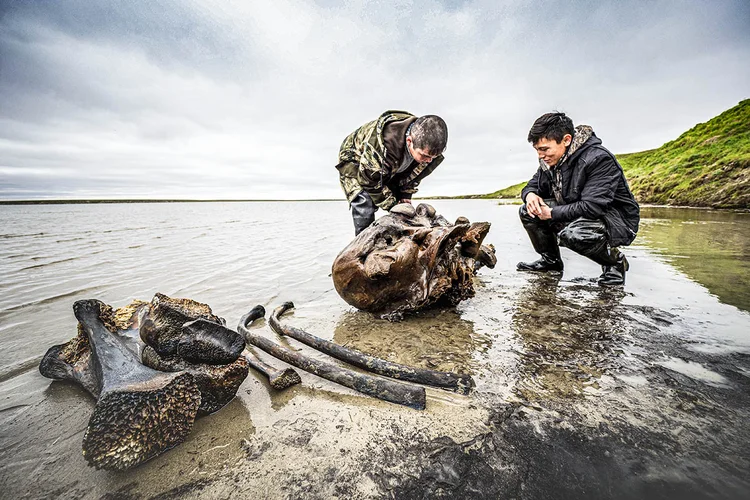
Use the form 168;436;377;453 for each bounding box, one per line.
538;205;553;220
399;199;412;205
525;192;553;220
525;192;544;217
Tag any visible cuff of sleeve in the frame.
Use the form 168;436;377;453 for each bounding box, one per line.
550;206;564;221
379;196;398;211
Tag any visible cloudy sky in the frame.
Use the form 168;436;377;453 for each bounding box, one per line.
1;0;748;200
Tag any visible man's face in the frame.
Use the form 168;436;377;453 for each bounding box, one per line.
407;136;440;164
533;134;572;167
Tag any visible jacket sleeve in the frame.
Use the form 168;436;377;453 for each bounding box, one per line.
521;168;543;202
551;154;619;222
392;155;443;202
396;183;417;199
357;149;398;211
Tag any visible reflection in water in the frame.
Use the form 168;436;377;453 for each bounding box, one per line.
638;207;750;312
512;274;627;401
332;308;489;376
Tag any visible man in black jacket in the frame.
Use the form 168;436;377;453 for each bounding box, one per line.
517;112;640;285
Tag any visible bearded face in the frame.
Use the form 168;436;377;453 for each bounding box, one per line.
332;203;496;317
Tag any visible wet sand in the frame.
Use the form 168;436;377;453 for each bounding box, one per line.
1;201;749;499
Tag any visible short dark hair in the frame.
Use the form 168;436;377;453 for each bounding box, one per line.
527;112;574;144
410;115;447;154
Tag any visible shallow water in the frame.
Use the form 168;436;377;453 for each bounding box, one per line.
1;200;749;498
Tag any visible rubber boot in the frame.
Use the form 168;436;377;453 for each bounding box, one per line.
351;192;376;236
598;253;629;286
517;205;564;273
517;252;564;272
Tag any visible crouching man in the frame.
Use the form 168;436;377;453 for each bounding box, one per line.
517;112;640;285
336;111;447;235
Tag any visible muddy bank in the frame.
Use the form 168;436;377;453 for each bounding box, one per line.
1;201;749;499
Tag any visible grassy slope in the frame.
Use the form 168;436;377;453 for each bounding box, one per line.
618;99;749;208
476;100;750;208
474;181;528;199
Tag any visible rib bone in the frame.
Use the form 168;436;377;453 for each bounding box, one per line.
238;306;426;410
269;302;474;394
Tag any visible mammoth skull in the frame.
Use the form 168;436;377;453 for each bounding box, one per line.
332;203;496;318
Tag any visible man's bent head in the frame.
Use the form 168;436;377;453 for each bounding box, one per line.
528;112;574;167
407;115;448;163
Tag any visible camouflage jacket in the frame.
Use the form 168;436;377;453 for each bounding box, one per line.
336;110;444;210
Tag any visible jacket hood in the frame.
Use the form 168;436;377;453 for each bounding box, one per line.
564;125;601;165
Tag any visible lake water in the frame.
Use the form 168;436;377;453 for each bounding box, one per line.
1;200;749;498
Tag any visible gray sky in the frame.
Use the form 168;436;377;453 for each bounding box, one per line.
1;0;748;200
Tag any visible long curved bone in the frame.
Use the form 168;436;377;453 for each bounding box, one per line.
269;302;474;395
39;299;201;471
238;306;426;410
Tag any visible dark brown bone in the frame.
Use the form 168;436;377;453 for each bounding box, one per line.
39;299;201;471
269;302;474;394
332;203;495;317
178;318;245;365
117;296;249;414
239;305;426;410
238;306;302;389
140;293;224;357
158;314;301;392
245;349;302;390
141;345;250;415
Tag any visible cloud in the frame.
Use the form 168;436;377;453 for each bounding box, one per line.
1;0;748;199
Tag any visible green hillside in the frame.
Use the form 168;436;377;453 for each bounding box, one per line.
482;100;750;208
619;99;749;208
475;181;528;199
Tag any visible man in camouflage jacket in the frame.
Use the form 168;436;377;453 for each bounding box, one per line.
336;111;448;234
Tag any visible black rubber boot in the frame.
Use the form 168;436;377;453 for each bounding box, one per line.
598;253;629;286
351;192;376;235
517;253;564;272
517;205;564;273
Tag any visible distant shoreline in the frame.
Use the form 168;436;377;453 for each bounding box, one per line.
1;199;747;212
0;199;344;205
0;197;495;205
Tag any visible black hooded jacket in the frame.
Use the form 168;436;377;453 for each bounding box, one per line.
521;135;640;247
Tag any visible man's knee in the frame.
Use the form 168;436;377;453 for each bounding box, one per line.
558;219;608;251
518;204;539;226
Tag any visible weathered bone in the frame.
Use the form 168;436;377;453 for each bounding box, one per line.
132;295;252;414
390;202;417;217
140;293;224;357
269;302;474;394
244;348;302;390
178;318;246;365
141;345;249;415
39;299;201;471
238;306;427;410
157;313;301;392
238;306;302;389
